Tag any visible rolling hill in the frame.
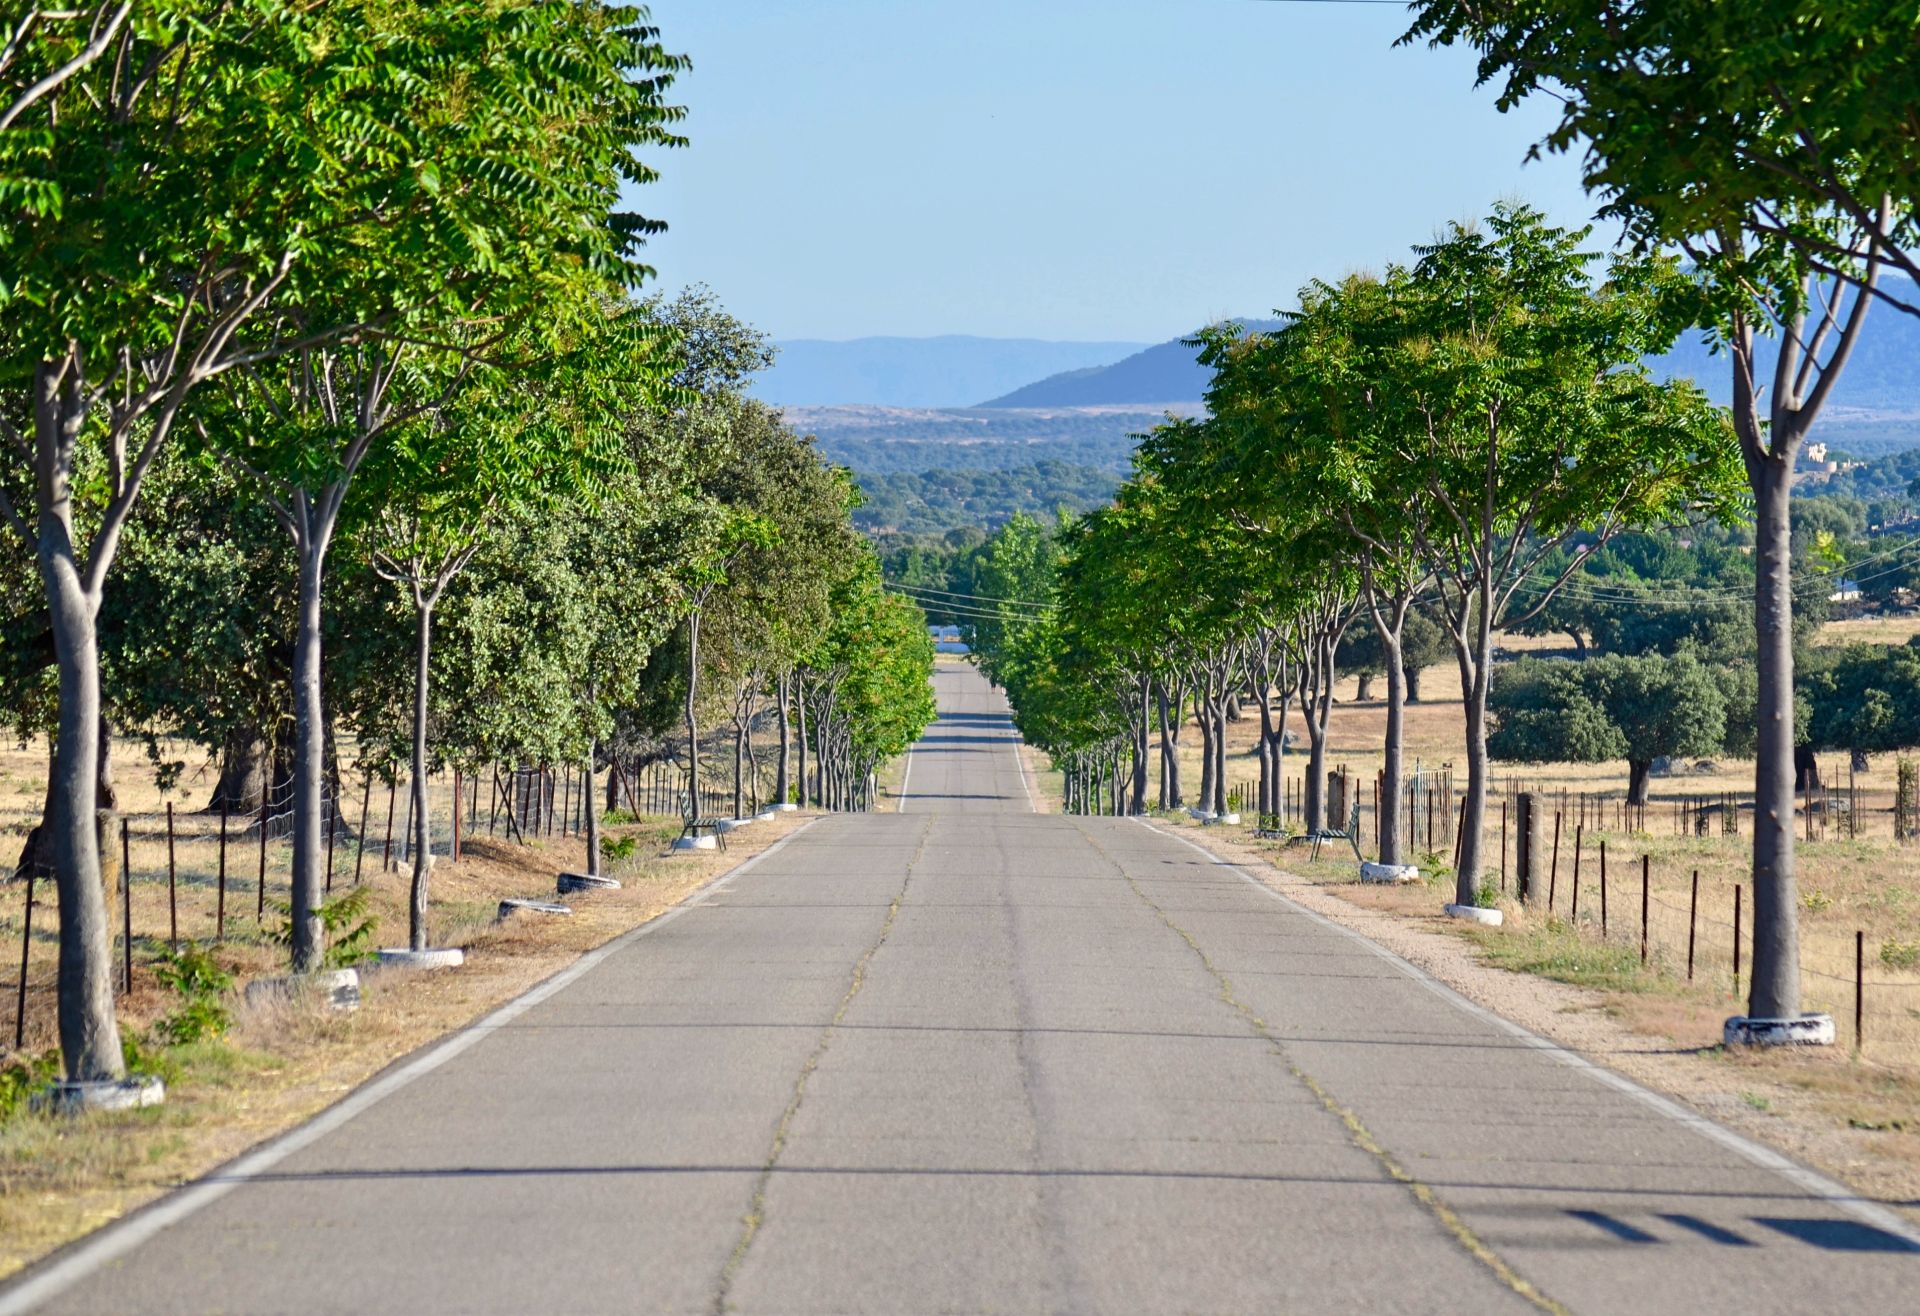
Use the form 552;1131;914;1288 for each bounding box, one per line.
758;336;1148;408
979;321;1285;408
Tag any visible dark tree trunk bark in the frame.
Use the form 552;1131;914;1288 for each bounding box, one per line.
207;730;273;815
1370;586;1414;867
1404;664;1423;703
583;740;602;878
1452;573;1496;909
1355;672;1375;702
1130;671;1149;814
1749;452;1801;1018
289;515;331;972
1210;698;1228;816
1196;687;1215;813
775;674;792;807
1160;681;1183;808
34;365;125;1082
732;716;744;820
1628;758;1652;808
407;600;435;952
683;610;702;818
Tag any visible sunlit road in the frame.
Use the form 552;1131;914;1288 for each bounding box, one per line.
11;663;1915;1314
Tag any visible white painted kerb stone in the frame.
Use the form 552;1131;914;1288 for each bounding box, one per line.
376;947;465;970
1724;1014;1836;1047
1360;862;1420;884
38;1075;166;1114
1444;903;1504;926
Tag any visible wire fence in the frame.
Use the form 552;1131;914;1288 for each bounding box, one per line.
0;752;766;1059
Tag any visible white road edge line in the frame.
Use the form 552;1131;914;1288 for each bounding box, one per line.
1130;817;1920;1248
1008;719;1037;814
0;818;823;1316
898;741;915;814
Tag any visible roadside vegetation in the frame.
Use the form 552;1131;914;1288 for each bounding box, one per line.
0;1;932;1147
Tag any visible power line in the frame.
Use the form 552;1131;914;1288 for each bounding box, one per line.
886;582;1057;612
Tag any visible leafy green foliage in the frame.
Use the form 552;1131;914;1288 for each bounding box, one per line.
1490;654;1740;798
0;1050;60;1124
1803;642;1920;754
270;888;378;969
152;947;236;1046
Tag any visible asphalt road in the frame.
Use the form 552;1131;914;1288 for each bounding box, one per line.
11;663;1917;1314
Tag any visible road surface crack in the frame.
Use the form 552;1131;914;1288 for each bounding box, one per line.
1080;823;1570;1316
709;817;933;1314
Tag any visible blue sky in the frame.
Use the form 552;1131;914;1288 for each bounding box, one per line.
636;0;1602;343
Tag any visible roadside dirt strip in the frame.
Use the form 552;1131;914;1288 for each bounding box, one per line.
6;665;1914;1314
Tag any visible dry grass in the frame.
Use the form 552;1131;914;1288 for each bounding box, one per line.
0;744;812;1281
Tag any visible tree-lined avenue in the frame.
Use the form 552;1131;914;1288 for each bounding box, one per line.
8;664;1913;1314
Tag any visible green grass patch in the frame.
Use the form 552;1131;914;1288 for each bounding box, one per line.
1466;917;1661;993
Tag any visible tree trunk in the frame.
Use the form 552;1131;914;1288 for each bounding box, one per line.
1196;687;1215;812
1210;698;1229;816
775;673;792;807
683;610;702;818
289;519;330;972
1749;453;1801;1018
1130;671;1149;814
407;600;434;952
1404;664;1423;703
584;740;602;878
1257;692;1277;820
1156;682;1180;809
732;716;745;820
29;362;124;1082
42;557;125;1082
1379;636;1407;865
1567;630;1588;659
1628;758;1652;808
1370;588;1413;867
208;730;273;815
1453;577;1496;909
1355;672;1375;702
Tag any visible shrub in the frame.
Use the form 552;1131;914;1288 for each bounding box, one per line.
0;1050;59;1123
152;946;235;1045
269;887;378;969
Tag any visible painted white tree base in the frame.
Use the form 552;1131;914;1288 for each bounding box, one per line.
1204;813;1242;827
498;899;571;919
1724;1014;1836;1047
1360;862;1420;884
245;968;361;1013
37;1075;166;1114
376;947;465;970
670;836;717;853
771;802;798;812
1444;903;1504;926
558;871;623;891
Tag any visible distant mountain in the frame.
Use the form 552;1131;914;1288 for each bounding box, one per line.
980;321;1285;408
757;336;1149;408
1655;317;1920;413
